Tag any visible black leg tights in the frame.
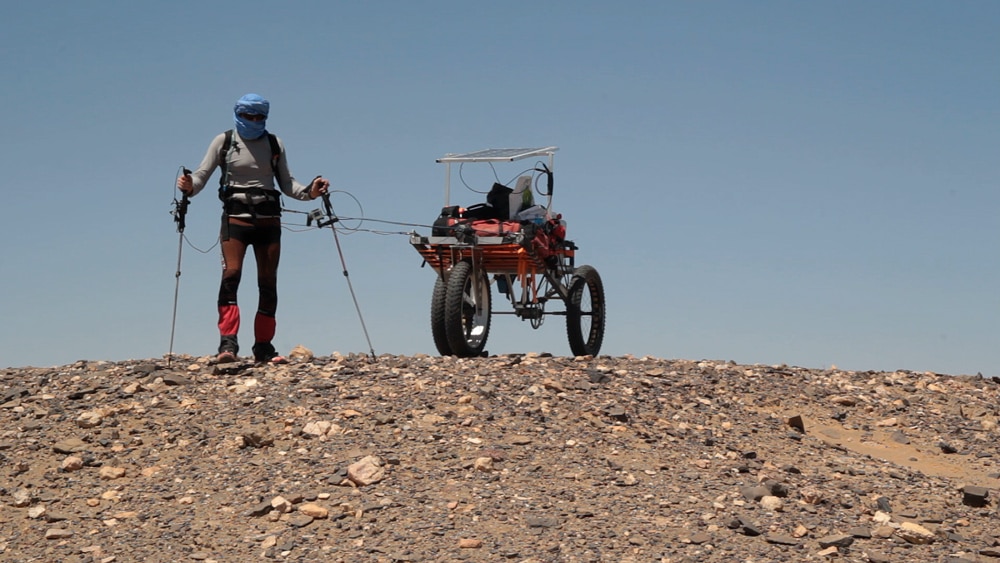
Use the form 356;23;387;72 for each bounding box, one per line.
216;219;282;348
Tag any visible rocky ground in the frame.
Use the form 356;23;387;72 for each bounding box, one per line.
1;351;999;563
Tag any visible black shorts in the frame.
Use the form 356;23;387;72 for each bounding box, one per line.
221;219;281;246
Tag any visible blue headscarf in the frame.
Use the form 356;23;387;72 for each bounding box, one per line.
233;93;269;139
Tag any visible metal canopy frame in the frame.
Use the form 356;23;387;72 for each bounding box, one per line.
438;146;558;206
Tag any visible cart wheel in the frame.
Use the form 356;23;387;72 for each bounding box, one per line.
444;261;491;357
566;265;605;357
430;275;452;355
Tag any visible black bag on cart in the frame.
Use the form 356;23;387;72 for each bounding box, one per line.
432;206;461;236
432;182;515;235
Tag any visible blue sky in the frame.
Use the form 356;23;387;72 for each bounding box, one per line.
1;1;997;374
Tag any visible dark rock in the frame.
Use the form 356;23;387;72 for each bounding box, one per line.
961;485;990;507
764;533;800;546
736;516;762;536
525;516;560;528
787;415;805;433
287;514;313;527
688;532;710;544
245;501;272;517
764;479;789;498
849;526;871;539
52;437;88;454
740;485;770;502
162;373;192;386
817;533;854;548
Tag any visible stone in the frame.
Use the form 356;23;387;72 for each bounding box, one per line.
897;522;936;544
787;414;805;433
740;485;769;502
961;485;989;507
849;526;871;539
289;345;314;360
302;421;333;437
61;456;84;472
286;514;313;527
45;528;73;540
270;496;293;513
765;533;800;546
735;517;762;537
873;526;895;539
162;373;192;386
800;488;824;505
938;441;958;454
298;503;328;518
525;516;560;528
830;396;857;406
817;534;854;548
759;495;784;512
53;437;88;454
76;410;104;428
688;532;711;544
347;455;385;486
246;501;272;517
99;467;127;480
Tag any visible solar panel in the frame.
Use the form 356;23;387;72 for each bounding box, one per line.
437;147;558;163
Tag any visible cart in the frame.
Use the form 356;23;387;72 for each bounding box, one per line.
410;147;605;357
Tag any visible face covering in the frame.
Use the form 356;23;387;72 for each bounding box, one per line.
233;93;270;139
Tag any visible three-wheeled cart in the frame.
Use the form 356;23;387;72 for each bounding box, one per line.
410;147;605;357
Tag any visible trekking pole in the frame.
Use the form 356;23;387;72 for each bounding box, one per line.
311;190;377;360
167;167;192;367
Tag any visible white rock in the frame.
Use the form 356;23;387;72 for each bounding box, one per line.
76;411;104;428
348;455;385;486
299;503;329;518
61;456;84;472
45;528;73;540
271;496;292;513
897;522;936;544
759;495;784;512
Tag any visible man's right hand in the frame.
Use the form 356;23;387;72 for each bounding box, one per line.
177;174;193;195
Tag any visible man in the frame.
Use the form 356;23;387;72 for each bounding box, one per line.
177;93;330;364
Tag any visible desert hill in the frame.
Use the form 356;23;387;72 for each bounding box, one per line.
1;352;999;562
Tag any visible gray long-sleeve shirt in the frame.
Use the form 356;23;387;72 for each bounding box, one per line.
188;130;312;218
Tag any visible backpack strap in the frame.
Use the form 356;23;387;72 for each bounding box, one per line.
266;133;280;176
218;129;235;191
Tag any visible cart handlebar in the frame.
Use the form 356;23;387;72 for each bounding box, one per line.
534;163;554;197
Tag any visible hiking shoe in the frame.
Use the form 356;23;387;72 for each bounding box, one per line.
252;342;288;365
216;336;239;364
216;350;238;364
